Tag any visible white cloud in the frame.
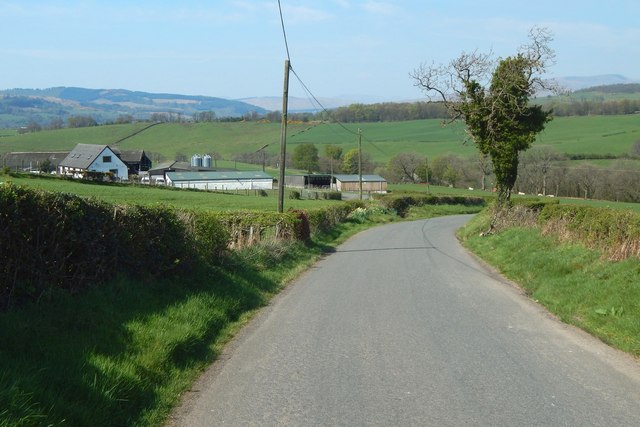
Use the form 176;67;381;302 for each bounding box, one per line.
361;1;400;15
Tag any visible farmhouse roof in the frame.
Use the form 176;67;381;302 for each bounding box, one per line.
59;144;110;169
166;171;272;182
333;174;387;183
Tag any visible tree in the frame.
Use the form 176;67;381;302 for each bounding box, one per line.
517;146;562;195
67;115;98;128
411;27;556;206
324;144;343;175
45;117;64;130
430;154;464;186
342;148;374;174
292;143;319;173
387;152;423;183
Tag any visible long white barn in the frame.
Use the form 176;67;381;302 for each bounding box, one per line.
165;171;273;191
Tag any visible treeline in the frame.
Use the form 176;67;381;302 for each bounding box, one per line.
387;147;640;203
287;99;639;123
547;99;640;116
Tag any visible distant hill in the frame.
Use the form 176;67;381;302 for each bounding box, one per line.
0;87;266;128
573;83;640;95
556;74;638;91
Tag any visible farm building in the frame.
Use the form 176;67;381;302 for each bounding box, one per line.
58;144;129;180
333;174;387;193
1;151;69;172
111;148;151;176
147;161;236;183
284;174;332;190
165;171;273;191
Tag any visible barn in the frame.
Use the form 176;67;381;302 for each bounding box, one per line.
165;171;273;191
333;174;387;193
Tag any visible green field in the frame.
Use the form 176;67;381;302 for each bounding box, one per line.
2;115;638;165
0;174;343;211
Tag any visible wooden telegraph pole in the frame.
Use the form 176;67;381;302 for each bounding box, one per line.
358;128;363;200
277;59;290;213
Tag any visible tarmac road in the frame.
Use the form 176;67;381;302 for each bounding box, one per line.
169;215;640;426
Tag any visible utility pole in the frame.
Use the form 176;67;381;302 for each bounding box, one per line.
256;144;269;172
358;128;363;201
425;156;430;194
277;59;291;213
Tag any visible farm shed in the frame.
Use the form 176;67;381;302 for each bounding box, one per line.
165;171;273;191
1;151;68;171
284;174;332;190
58;144;129;180
111;148;152;175
148;161;236;182
333;174;387;193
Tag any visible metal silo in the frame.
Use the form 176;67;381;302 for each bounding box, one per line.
191;154;202;167
203;154;212;168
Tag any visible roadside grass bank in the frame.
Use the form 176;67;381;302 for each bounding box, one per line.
0;210;397;427
458;208;640;357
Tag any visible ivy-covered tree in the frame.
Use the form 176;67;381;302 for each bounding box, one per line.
411;27;556;206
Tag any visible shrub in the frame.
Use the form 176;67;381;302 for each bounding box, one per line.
538;204;640;261
322;191;342;200
289;190;301;200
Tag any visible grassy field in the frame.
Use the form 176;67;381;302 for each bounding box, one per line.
2;115;639;166
0;173;342;211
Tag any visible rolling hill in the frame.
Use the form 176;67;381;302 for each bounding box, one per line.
0;87;267;128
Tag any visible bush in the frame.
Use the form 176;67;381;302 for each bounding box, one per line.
322;191;342;200
538;204;640;260
289;190;301;200
377;194;486;217
0;183;229;309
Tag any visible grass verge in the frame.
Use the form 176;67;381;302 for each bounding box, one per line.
458;210;640;357
0;207;402;427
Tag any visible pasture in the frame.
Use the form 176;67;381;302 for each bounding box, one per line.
2;174;342;211
1;115;639;166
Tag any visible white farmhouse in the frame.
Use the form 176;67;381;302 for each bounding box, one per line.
58;144;129;180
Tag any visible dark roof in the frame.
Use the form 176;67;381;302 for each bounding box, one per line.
166;171;272;182
334;174;387;183
59;144;110;169
112;148;147;163
1;152;69;168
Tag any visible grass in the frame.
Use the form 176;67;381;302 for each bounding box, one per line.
0;217;370;426
1;173;342;211
2;115;639;166
459;211;640;356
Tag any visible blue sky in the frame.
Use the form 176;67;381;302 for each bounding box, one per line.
1;1;639;101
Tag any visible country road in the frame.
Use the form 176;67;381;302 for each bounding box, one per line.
168;215;640;426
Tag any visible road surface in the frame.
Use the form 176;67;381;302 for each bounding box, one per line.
169;215;640;426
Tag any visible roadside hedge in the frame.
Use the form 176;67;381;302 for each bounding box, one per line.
377;194;487;217
538;204;640;261
0;183;364;309
0;184;231;309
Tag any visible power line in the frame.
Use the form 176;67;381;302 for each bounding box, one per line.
277;0;291;62
290;67;359;136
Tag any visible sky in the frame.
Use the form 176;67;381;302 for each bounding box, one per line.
1;0;639;101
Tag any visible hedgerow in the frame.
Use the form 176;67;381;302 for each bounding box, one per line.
538;204;640;261
0;183;364;309
377;194;486;217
